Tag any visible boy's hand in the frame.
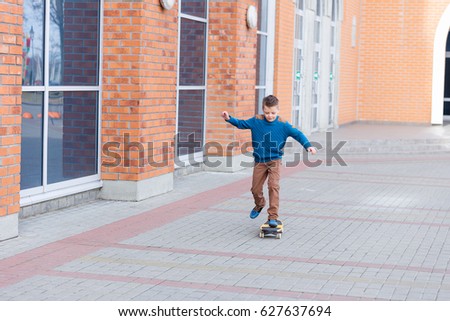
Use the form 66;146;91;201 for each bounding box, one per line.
221;111;230;121
307;147;317;155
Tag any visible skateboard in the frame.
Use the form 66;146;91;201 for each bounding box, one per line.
259;220;283;239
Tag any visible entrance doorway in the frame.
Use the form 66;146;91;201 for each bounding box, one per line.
432;4;450;124
444;31;450;121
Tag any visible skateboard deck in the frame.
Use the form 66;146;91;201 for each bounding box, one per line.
259;220;283;239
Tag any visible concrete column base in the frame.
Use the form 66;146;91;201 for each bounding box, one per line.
203;154;254;172
100;173;173;201
0;214;18;241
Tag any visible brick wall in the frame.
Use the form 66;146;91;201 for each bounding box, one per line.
273;0;295;122
0;0;22;233
357;0;449;123
206;0;257;158
102;0;177;182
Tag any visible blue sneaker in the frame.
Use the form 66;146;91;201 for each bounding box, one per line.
268;219;278;228
250;207;262;219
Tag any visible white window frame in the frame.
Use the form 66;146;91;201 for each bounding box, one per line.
175;2;209;168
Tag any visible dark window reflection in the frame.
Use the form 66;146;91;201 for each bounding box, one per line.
181;0;207;18
179;19;206;86
21;92;44;189
47;91;98;184
445;58;450;98
444;102;450;116
49;0;100;86
177;90;204;156
447;33;450;52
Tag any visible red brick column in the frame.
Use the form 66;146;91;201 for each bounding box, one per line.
0;0;22;240
273;0;295;122
206;0;257;172
101;0;177;200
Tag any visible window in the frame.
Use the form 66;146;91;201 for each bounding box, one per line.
255;0;275;113
21;0;101;194
177;0;208;160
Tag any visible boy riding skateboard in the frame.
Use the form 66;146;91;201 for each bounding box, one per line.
222;95;317;228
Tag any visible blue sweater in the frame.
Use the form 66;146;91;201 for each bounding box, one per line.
226;115;312;163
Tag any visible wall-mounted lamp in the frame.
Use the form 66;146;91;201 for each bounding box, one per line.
246;5;257;29
160;0;175;10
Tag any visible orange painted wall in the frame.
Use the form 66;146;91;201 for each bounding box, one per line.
357;0;449;123
273;0;295;122
337;0;361;125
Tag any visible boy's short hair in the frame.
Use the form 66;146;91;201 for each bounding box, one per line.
262;95;279;108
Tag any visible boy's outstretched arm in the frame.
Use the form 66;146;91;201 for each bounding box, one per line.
221;111;253;129
288;124;317;154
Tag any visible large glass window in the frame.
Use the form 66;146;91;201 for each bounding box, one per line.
21;0;101;193
177;1;208;159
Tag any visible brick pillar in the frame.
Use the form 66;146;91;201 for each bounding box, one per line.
206;0;257;172
0;0;22;240
101;0;177;201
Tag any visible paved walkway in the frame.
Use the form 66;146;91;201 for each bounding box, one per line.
1;123;450;300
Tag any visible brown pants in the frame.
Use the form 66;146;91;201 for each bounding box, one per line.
251;159;281;220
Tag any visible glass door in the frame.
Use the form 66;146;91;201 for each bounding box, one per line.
311;2;321;131
292;0;304;128
328;0;337;127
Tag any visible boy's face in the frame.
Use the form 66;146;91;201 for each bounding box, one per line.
263;105;279;122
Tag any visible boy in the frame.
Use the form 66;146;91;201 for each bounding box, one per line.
222;95;316;227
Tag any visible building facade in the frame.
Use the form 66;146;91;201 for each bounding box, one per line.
1;0;450;241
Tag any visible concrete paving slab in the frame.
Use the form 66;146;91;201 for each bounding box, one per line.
1;123;450;301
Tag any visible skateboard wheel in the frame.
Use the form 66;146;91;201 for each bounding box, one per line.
259;232;264;238
276;233;281;239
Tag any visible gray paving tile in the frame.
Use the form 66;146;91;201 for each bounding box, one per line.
2;124;450;301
